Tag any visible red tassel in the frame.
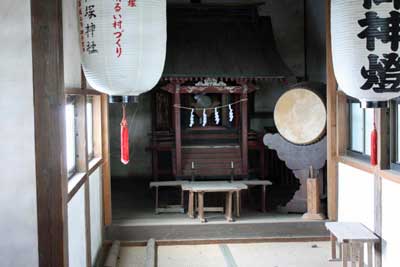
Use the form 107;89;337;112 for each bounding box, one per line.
371;122;377;166
121;104;129;165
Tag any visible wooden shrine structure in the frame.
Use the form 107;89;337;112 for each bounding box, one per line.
149;4;292;180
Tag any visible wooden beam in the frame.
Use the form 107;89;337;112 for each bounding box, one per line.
31;0;68;265
68;173;87;202
326;0;338;221
336;91;348;156
174;85;182;177
160;83;257;95
241;90;249;176
65;88;102;95
102;94;112;225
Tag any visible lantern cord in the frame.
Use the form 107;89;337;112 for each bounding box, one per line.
173;98;247;111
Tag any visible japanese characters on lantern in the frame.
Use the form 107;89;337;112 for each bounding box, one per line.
78;0;167;96
113;0;123;58
359;0;400;93
79;0;98;55
331;0;400;104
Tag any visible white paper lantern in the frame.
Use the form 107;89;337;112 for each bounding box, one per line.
78;0;166;96
331;0;400;105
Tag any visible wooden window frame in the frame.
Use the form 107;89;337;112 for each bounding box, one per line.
65;96;78;178
86;96;95;161
389;98;400;172
65;85;108;267
346;97;371;162
65;88;103;200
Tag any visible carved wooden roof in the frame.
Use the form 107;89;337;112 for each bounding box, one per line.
162;4;293;81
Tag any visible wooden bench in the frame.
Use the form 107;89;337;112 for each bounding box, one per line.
182;181;248;223
149;181;188;214
325;222;379;267
233;180;272;212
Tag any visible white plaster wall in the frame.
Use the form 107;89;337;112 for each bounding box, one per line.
68;186;87;267
0;1;39;266
381;179;400;267
338;163;375;230
63;0;81;89
90;167;103;265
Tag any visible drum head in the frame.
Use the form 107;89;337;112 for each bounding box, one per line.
274;88;326;145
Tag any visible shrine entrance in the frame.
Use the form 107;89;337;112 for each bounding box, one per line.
108;3;327;241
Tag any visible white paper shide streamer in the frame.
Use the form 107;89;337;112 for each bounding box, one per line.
214;107;220;125
229;104;234;122
202;109;207;127
189;109;195;128
78;0;167;96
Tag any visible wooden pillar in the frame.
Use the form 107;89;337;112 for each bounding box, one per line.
174;84;182;177
241;88;248;176
31;0;68;265
101;94;112;226
326;0;338;221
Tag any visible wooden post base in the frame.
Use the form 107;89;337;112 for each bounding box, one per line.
303;177;326;220
302;212;326;220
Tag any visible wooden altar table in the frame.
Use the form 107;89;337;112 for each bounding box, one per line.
182;181;248;223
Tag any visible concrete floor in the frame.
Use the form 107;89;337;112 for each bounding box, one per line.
117;242;340;267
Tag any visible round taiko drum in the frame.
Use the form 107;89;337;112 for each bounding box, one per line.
274;88;326;145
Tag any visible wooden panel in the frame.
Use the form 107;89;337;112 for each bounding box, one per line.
326;0;338;221
31;0;68;265
155;90;172;131
101;94;112;225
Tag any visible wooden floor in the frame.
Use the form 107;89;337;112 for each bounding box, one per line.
117;242;340;267
109;179;329;242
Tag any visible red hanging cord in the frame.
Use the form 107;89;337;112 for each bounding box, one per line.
371;111;377;166
120;104;130;165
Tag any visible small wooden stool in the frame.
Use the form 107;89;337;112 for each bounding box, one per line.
325;222;379;267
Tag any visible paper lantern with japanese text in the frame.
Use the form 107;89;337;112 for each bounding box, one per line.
78;0;166;96
331;0;400;107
